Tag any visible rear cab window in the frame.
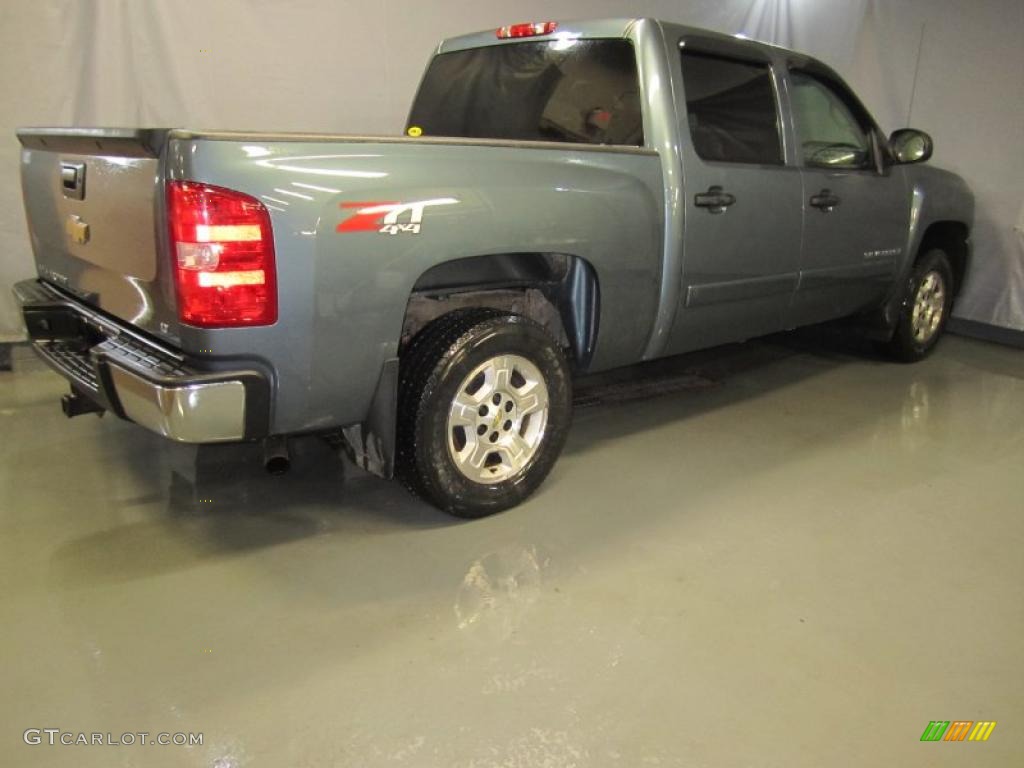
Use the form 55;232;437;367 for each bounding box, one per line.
407;39;644;146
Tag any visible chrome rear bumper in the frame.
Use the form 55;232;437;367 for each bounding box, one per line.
108;366;248;442
14;279;269;443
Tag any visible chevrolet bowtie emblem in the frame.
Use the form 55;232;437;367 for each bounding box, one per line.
65;214;90;245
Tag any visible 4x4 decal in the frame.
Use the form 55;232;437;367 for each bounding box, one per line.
337;198;458;235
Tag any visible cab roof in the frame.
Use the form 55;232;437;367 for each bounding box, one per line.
436;17;836;88
437;17;800;60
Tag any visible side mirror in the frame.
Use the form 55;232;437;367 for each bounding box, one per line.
889;129;933;164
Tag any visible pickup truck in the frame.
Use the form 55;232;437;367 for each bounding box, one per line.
13;18;973;517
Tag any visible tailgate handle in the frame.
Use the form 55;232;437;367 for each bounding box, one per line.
60;162;86;200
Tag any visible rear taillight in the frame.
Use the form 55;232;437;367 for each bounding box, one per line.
496;21;557;39
167;181;278;328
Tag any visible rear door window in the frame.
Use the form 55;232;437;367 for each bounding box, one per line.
407;40;643;146
680;51;783;165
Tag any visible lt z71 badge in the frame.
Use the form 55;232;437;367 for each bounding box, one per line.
337;198;458;235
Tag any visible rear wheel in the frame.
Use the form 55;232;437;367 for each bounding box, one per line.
883;248;954;362
397;309;572;517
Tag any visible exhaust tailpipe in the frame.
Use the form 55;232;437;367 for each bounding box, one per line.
263;435;291;475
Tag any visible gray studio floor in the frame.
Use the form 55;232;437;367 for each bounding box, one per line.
2;331;1022;767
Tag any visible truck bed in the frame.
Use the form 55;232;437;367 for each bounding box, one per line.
17;127;666;435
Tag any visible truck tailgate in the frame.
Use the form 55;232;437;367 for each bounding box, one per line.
17;128;178;340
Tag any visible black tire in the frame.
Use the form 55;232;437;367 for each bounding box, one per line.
882;248;955;362
397;309;573;517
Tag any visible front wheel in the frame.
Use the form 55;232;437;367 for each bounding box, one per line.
882;248;954;362
397;309;572;517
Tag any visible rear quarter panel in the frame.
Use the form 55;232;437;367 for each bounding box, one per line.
168;136;664;433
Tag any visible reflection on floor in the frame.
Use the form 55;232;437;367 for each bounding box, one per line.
2;333;1022;767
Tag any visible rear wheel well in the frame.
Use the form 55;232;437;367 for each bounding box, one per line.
918;221;969;294
400;253;600;371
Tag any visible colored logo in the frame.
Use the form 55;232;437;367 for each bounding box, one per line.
65;214;90;245
336;198;458;235
920;721;996;742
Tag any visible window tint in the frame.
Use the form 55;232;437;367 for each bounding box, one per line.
680;51;782;165
790;71;872;169
407;40;643;146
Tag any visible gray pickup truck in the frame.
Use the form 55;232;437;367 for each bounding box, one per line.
14;18;973;516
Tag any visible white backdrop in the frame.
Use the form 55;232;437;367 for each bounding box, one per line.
1;0;1021;341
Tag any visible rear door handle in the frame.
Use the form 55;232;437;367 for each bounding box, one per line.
809;189;840;211
694;186;736;214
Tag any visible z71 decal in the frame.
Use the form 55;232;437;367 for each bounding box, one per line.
337;197;458;235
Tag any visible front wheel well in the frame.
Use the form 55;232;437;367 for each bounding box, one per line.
400;253;600;371
918;221;970;294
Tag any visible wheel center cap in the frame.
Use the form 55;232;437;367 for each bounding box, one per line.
492;402;512;430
